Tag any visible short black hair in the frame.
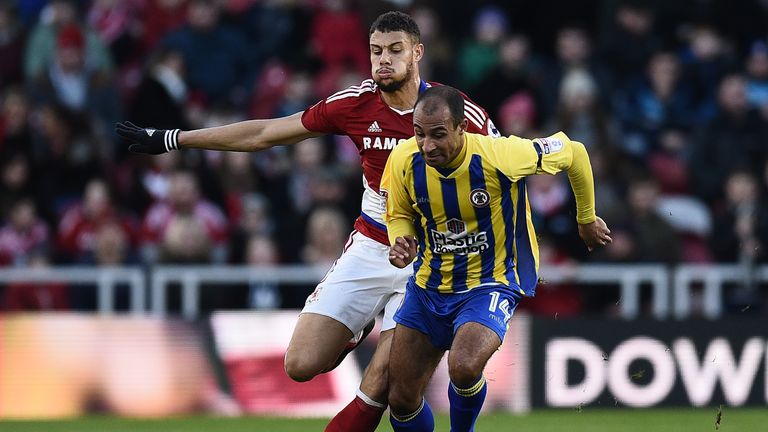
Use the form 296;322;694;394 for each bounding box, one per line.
415;86;465;128
369;11;420;43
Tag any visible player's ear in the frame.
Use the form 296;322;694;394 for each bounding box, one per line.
413;42;424;62
458;118;468;134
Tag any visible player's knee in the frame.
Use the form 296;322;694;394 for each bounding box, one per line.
284;352;320;382
387;387;418;414
448;356;484;388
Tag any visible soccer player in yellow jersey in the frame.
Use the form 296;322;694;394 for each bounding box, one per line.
380;85;612;431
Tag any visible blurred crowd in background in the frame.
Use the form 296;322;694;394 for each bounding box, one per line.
1;0;767;315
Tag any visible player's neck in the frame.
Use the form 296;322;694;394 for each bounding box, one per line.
445;136;467;169
380;75;421;111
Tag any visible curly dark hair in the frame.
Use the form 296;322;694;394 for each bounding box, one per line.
369;11;420;43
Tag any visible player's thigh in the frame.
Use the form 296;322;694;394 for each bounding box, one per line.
359;328;394;403
286;312;353;362
301;231;406;336
388;324;444;408
448;322;502;385
448;288;522;385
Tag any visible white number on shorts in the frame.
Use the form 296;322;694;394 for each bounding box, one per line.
488;291;512;322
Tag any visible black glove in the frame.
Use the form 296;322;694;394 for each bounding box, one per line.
115;121;181;155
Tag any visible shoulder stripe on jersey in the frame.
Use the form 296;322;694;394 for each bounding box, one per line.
463;102;484;129
326;80;375;103
327;86;375;103
464;100;487;122
327;81;374;100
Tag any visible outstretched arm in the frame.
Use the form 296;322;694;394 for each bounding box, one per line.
116;112;322;154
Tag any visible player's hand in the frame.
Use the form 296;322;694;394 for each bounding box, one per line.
389;235;418;268
115;121;181;154
578;216;612;251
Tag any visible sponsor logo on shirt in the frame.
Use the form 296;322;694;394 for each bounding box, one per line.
537;137;564;154
362;137;408;150
431;218;489;255
367;121;382;133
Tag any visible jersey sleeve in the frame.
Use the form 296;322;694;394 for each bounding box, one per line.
301;95;352;135
380;140;418;244
489;131;596;224
489;131;578;179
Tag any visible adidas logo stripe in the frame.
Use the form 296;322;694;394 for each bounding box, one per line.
367;121;382;133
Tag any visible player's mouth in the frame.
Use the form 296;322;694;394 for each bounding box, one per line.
377;68;394;78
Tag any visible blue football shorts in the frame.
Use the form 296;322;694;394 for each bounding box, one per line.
394;278;524;350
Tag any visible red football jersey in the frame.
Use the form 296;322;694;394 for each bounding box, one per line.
301;79;496;245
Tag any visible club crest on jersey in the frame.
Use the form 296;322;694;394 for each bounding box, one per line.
537;137;564;154
470;188;490;208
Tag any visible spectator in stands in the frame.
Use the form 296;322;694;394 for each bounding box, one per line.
615;51;695;160
546;68;619;154
744;40;768;112
28;24;121;156
0;86;33;160
300;206;347;269
244;234;281;309
472;34;540;124
141;170;228;263
647;127;692;195
690;73;767;204
0;198;49;267
138;0;187;53
539;26;612;121
86;0;145;67
599;1;660;87
0;154;35;222
626;175;682;264
679;24;736;124
161;0;254;105
0;4;25;88
710;170;761;263
128;48;190;134
31;104;104;220
228;193;274;264
409;6;454;84
57;178;137;264
456;6;508;89
495;91;538;137
24;0;113;80
309;0;369;85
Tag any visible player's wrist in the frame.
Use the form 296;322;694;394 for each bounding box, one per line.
163;129;181;152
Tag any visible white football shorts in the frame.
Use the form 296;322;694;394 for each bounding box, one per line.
301;230;412;334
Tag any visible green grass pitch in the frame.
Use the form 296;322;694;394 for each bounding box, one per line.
2;408;766;431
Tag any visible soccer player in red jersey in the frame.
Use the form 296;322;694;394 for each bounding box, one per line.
117;11;496;431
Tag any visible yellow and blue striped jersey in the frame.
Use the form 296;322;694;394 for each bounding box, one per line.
381;131;595;296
